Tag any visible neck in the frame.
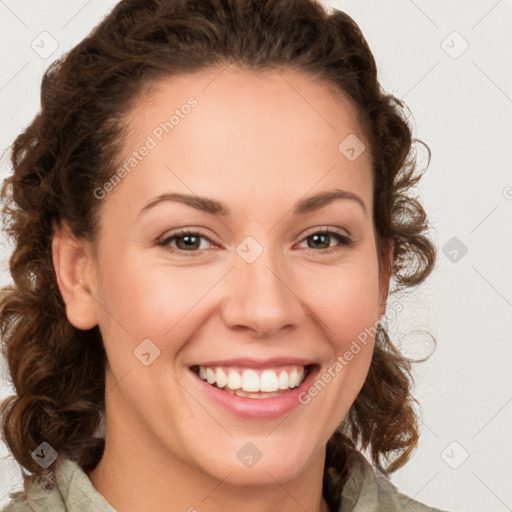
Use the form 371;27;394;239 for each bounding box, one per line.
87;418;332;512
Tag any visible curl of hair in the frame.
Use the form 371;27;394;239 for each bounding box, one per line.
1;0;436;492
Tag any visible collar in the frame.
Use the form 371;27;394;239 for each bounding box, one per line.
16;447;442;512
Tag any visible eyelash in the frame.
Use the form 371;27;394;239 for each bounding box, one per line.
156;227;354;257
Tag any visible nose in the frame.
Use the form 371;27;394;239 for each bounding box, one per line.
220;248;306;339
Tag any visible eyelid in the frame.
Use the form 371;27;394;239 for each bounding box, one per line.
157;225;354;256
156;227;219;250
295;226;354;252
299;225;351;240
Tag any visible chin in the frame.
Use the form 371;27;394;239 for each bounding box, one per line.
191;437;320;487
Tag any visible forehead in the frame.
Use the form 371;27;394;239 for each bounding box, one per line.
129;65;367;149
106;66;373;222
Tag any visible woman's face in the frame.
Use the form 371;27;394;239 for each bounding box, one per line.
80;67;390;484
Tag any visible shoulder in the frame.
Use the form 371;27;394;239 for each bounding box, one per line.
0;488;63;512
1;496;31;512
338;448;451;512
1;456;114;512
371;470;448;512
0;472;63;512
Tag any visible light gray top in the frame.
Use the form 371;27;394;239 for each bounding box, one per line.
1;448;449;512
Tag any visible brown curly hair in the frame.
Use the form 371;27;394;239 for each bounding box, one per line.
0;0;436;502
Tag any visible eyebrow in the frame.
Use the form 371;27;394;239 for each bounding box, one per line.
138;188;367;218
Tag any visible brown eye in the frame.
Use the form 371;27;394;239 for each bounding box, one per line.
298;229;353;253
173;234;202;251
157;229;215;255
307;233;332;249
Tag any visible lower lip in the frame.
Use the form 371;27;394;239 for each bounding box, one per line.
189;366;320;419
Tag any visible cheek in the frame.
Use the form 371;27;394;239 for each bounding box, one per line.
296;260;381;349
294;262;381;436
95;251;226;348
95;255;195;328
95;239;382;361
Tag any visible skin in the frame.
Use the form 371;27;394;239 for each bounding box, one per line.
53;66;393;512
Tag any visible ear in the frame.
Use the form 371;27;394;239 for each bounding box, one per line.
52;219;98;330
378;239;395;318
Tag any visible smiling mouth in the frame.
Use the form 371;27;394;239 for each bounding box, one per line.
189;364;316;399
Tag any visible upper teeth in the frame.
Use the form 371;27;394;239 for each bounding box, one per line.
197;365;306;392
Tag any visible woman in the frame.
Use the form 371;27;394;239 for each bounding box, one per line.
0;0;449;510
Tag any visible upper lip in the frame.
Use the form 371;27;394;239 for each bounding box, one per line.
190;357;317;368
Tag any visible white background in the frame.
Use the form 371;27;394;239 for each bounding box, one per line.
1;1;511;511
